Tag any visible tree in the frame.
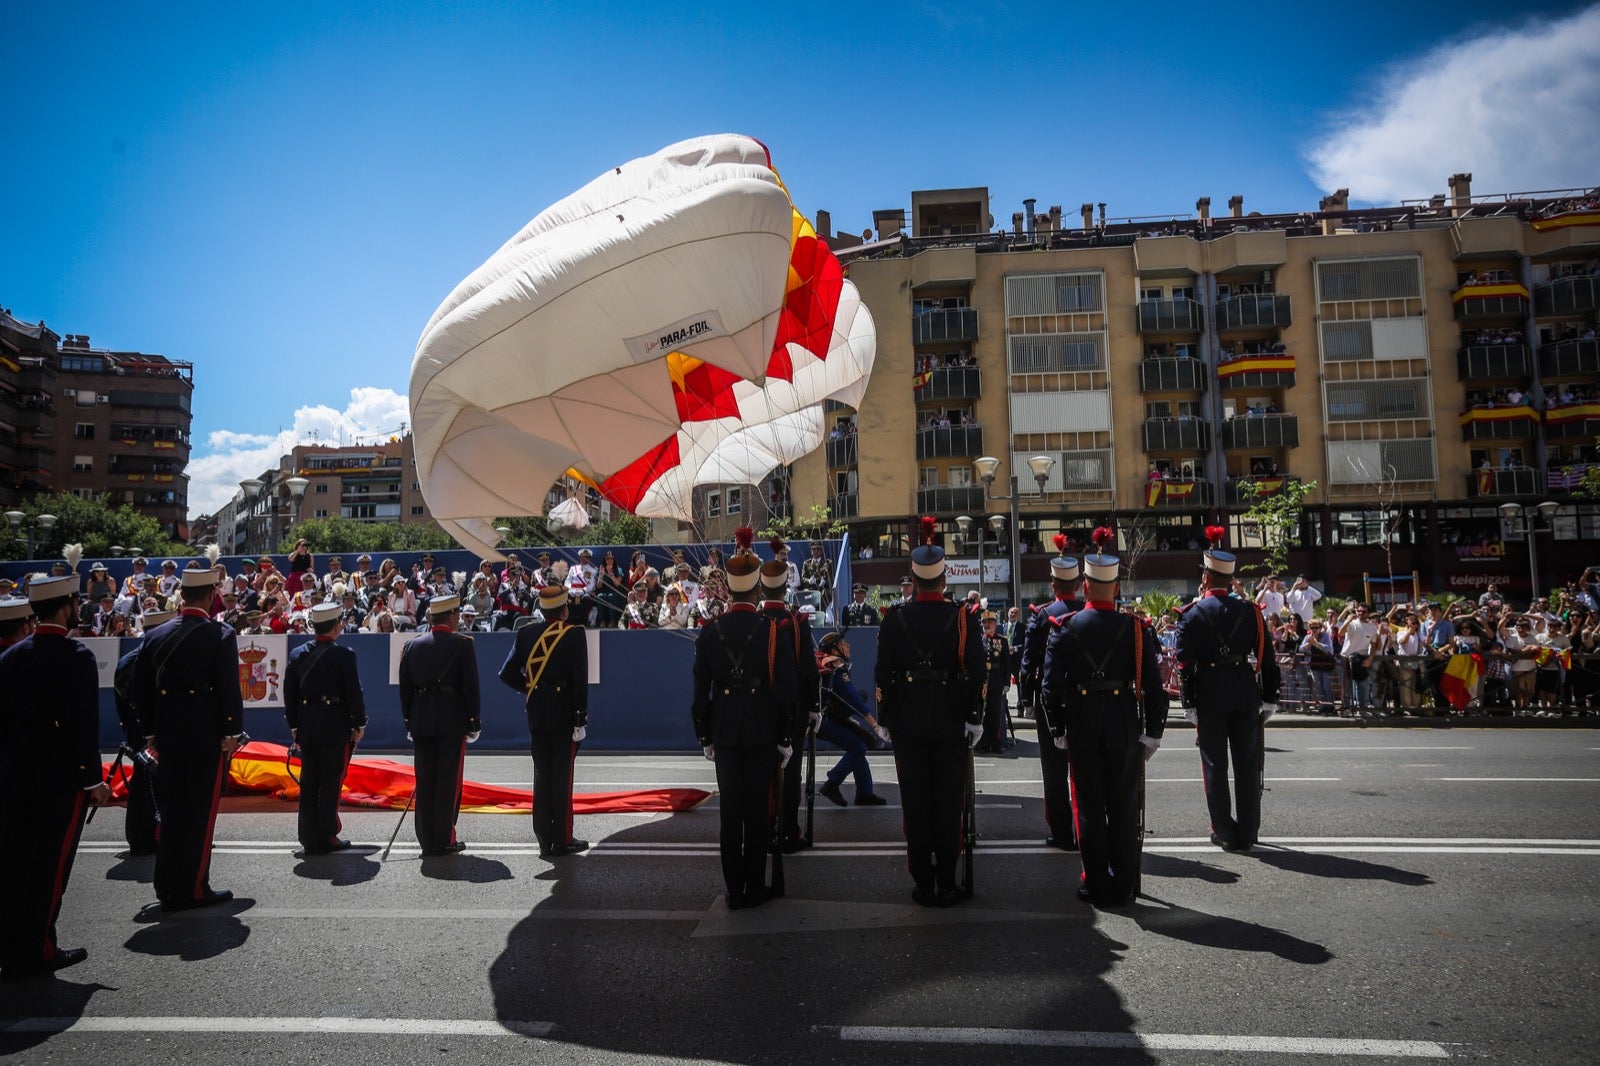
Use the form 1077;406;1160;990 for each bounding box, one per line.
282;518;459;556
758;503;844;542
495;511;653;551
1118;512;1159;585
0;492;190;562
1238;478;1318;578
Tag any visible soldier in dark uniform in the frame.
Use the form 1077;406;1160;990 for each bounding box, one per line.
841;583;879;629
498;585;589;859
111;607;175;856
874;517;984;906
1017;538;1083;849
691;528;796;909
0;594;33;649
133;567;244;911
760;539;820;852
977;611;1010;752
1041;549;1166;908
1176;542;1281;853
0;576;112;980
284;601;367;856
398;593;481;856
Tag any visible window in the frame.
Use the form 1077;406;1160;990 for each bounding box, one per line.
920;466;939;488
1171;285;1195;301
315;483;328;494
72;455;93;472
76;390;98;406
1146;402;1172;419
61;354;102;372
74;423;95;439
72;488;95;500
1061;451;1110;489
707;491;721;518
948;466;972;487
411;506;424;516
314;509;329;519
727;488;741;515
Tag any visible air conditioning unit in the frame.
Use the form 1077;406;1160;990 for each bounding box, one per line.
62;388;75;397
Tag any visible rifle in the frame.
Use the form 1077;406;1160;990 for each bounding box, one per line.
959;744;976;898
1258;715;1267;799
381;791;415;861
769;755;785;898
804;722;816;844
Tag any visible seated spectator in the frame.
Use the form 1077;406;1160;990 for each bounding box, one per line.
658;586;691;629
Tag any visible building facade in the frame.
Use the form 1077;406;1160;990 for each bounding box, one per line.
790;177;1600;604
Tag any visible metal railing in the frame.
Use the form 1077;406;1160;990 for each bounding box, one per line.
912;307;980;345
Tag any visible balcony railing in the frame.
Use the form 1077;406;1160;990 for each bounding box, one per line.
1216;352;1295;390
1141;417;1209;452
1468;468;1539;498
1451;282;1530;320
916;424;984;459
341;491;403;505
916;485;984;514
825;436;857;468
915;365;981;401
1456;344;1531;380
1136;297;1201;333
828;491;858;519
1144;478;1213;508
912;307;979;345
1458;405;1537;441
1225;475;1300;505
1535;275;1600;317
1220;413;1299;449
1139;357;1205;392
1543;402;1600;439
1215;293;1292;331
1539;338;1600;379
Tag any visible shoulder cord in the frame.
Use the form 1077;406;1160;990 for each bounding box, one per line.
523;621;570;695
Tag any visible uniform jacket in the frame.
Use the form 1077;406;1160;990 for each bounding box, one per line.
873;596;984;743
1019;596;1083;706
1175;591;1282;710
0;628;103;794
691;606;796;750
762;602;819;717
841;601;879;628
398;629;482;738
819;655;873;725
113;646;142;748
499;618;588;731
984;634;1010;696
1041;605;1167;743
132;611;245;750
284;637;367;745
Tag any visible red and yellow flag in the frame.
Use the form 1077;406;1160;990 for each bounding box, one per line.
1544;402;1600;425
1451;282;1529;303
1217;355;1295;378
1439;653;1482;710
1532;210;1600;232
1459;405;1536;427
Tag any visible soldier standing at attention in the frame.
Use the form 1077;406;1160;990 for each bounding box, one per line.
691;527;796;910
499;585;589;859
760;537;820;852
284;601;366;856
977;611;1010;753
133;565;244;911
0;575;112;979
1041;536;1166;908
841;583;879;629
875;517;984;907
1017;534;1084;850
398;594;481;857
1176;528;1281;853
112;607;176;856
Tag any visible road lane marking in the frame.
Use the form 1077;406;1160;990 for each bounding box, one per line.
828;1026;1449;1057
1434;778;1600;782
0;1017;552;1038
1307;746;1474;751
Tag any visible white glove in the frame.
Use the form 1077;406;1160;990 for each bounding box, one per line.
807;711;822;733
778;744;794;768
874;725;891;744
406;732;414;742
1139;734;1160;761
1053;734;1068;750
964;722;983;748
1183;708;1198;726
466;731;481;744
572;725;587;742
703;744;716;760
1259;702;1278;723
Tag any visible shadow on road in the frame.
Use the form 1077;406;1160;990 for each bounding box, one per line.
123;899;255;961
0;979;112;1054
419;854;512;883
293;852;381;886
102;852;155;883
1252;846;1433;886
1143;852;1241;885
1129;893;1333;964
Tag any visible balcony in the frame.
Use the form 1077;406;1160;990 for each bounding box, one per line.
916;424;983;459
341;490;403;505
915;365;981;401
1226;475;1301;506
1136;297;1202;333
1139;357;1205;392
1543;402;1600;440
1144;478;1213;509
1141;417;1209;452
1220;413;1299;449
917;485;984;513
1458;405;1537;441
1451;281;1530;320
1549;464;1595;496
1534;274;1600;317
825;436;857;468
1468;468;1539;498
1539;338;1600;379
1215;293;1292;331
828;491;858;520
912;307;979;345
1456;344;1531;380
1216;352;1295;390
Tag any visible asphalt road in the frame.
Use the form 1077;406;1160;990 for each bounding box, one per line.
3;726;1598;1065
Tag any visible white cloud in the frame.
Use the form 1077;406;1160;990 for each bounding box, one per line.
1307;5;1600;203
187;387;411;517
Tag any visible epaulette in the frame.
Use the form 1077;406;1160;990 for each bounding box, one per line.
1048;613;1067;628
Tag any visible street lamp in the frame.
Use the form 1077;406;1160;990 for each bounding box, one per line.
240;471;310;554
495;525;512;547
955;514;1007;603
1499;501;1561;602
973;455;1056;610
4;510;57;559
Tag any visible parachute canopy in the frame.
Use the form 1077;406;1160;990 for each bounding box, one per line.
410;134;874;559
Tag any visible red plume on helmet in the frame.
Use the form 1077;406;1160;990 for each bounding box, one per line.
733;526;754;552
1092;526;1114;548
1205;524;1226;548
918;516;938;546
1052;532;1068;553
769;535;786;555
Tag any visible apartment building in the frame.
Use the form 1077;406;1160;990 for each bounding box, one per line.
791;177;1599;602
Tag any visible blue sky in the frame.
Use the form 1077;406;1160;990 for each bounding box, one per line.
2;0;1595;517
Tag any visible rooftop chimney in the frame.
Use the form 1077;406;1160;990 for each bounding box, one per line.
1023;199;1037;238
1319;189;1350;235
1228;195;1244;218
1048;205;1062;234
1196;197;1211;225
1080;203;1095;231
1097;203;1107;228
1448;172;1473;217
815;209;831;240
1012;212;1024;236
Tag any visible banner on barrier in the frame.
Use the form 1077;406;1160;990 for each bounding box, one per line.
237;634;289;708
79;636;122;689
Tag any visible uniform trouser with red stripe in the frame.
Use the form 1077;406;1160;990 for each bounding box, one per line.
0;787;87;973
530;729;579;852
893;736;966;893
297;741;352;852
713;745;777;899
1065;719;1141;906
413;735;466;853
124;757;159;854
1036;715;1075;844
1195;705;1261;848
154;747;227;905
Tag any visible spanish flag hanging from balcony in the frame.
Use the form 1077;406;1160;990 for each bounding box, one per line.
1451;282;1529;304
152;439;176;449
1477;467;1495;495
1438;652;1482;711
1250;476;1286;496
1147;480;1197;506
1458;405;1537;427
1216;355;1294;379
0;355;19;373
1544;402;1600;425
913;368;933;391
1531;210;1600;232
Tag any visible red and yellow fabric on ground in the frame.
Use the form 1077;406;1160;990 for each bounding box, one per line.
103;742;710;815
